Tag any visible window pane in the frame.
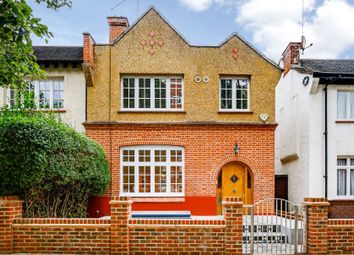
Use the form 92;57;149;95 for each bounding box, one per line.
337;158;347;166
155;150;166;162
155;78;167;109
155;166;167;192
235;79;248;110
123;78;135;108
39;81;51;109
351;169;354;196
139;150;151;162
123;150;135;162
123;166;135;193
138;78;151;109
171;166;183;192
170;78;183;109
337;169;347;196
53;81;64;109
351;92;354;119
337;92;347;119
171;150;182;162
220;79;233;109
139;166;151;192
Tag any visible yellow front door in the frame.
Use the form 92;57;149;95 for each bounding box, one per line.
216;162;253;214
222;163;244;199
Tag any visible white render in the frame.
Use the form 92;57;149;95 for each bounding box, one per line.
276;69;354;203
0;67;86;132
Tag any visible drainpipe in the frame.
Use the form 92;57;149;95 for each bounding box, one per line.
324;84;328;198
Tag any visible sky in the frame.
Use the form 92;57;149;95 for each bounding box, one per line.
29;0;354;61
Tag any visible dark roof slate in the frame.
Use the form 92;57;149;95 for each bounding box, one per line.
33;46;83;62
300;59;354;75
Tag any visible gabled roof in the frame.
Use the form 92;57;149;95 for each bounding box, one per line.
33;46;83;63
111;6;279;69
300;59;354;75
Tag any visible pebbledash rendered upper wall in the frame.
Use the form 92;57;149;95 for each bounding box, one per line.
87;8;281;124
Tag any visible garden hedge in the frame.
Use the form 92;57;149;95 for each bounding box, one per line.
0;110;110;217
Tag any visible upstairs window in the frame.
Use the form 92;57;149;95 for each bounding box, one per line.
7;79;64;110
120;146;184;197
220;78;250;111
337;91;354;120
337;158;354;197
122;77;183;111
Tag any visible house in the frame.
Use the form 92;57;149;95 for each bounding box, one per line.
0;46;86;132
276;42;354;218
82;7;281;217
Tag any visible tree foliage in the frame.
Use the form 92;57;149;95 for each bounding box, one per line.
0;0;71;89
0;110;110;217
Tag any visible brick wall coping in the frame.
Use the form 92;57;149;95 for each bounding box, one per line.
128;217;226;227
84;121;277;127
303;201;330;206
13;218;111;225
328;219;354;226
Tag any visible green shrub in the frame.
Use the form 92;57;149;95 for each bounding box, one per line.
0;110;110;217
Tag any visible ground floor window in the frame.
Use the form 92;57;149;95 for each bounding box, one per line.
120;145;184;197
337;157;354;196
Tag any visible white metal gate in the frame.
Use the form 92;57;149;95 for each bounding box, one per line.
243;198;307;254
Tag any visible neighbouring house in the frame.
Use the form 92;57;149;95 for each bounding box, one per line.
276;42;354;218
83;7;281;217
0;46;86;132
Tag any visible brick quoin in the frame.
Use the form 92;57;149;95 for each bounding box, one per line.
85;123;275;217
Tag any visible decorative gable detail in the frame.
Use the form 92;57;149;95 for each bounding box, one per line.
140;31;164;55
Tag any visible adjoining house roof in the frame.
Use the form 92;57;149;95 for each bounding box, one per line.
33;46;83;63
300;59;354;75
110;6;279;69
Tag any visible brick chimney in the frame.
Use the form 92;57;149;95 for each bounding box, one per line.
107;16;129;44
282;42;302;76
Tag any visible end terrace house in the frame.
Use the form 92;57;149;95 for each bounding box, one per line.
84;7;281;217
276;42;354;218
0;46;86;132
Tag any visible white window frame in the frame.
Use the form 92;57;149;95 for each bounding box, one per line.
120;76;184;112
337;90;354;120
336;157;354;199
120;145;185;197
219;77;250;112
6;78;64;110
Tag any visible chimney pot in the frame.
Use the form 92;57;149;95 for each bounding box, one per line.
107;16;129;43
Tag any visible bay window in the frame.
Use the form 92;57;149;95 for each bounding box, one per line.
122;77;183;111
120;146;184;196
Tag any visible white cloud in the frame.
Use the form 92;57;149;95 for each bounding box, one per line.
236;0;354;60
178;0;233;12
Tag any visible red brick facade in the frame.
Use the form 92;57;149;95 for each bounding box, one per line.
85;123;275;216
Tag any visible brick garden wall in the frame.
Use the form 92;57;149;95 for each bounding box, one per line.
0;196;243;255
12;218;111;254
328;219;354;254
2;196;354;254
